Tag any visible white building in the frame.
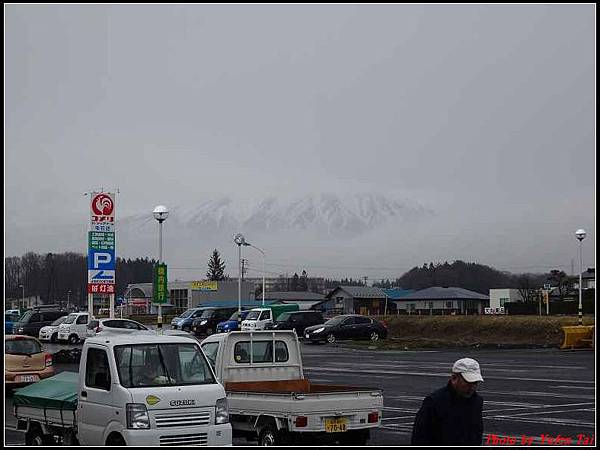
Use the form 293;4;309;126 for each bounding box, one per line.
489;289;524;310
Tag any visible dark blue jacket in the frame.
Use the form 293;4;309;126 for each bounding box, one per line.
411;382;483;445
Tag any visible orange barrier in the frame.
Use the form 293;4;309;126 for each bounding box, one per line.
560;325;594;349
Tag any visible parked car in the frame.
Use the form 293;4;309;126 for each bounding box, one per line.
12;309;66;337
170;307;208;331
304;315;388;344
191;307;238;336
271;310;325;335
216;310;250;333
5;335;54;387
86;318;150;338
5;312;21;334
241;304;300;331
57;312;90;344
38;315;70;342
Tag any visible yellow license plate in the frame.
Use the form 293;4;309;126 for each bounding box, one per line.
324;418;347;433
17;375;39;383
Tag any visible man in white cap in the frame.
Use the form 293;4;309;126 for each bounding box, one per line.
411;357;484;445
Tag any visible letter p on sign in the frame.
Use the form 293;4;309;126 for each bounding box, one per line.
94;252;112;268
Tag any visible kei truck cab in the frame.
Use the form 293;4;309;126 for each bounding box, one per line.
13;333;232;446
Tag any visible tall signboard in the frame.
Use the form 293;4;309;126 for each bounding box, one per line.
88;192;116;317
153;263;169;304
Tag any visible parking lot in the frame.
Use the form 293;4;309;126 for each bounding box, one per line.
4;337;595;446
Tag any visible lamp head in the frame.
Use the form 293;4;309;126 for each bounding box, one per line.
153;205;169;222
234;233;246;246
575;229;586;241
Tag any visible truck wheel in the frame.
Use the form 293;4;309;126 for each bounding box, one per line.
339;430;369;445
106;433;126;445
183;325;191;332
327;333;336;344
206;327;213;336
258;426;280;446
51;332;58;343
25;427;53;445
68;334;79;344
370;331;380;342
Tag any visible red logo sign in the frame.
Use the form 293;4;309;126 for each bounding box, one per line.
92;194;114;216
88;284;115;294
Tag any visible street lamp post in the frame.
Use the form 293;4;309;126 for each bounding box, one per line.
247;243;266;306
153;205;169;329
67;290;72;311
19;284;24;312
575;229;586;326
234;234;250;323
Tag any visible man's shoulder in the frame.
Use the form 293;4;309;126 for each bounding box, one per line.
426;385;452;403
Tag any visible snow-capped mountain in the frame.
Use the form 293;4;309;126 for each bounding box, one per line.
118;193;433;239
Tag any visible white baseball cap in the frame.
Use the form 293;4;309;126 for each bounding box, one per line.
452;358;484;383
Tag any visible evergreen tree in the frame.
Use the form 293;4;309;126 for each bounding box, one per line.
206;249;226;281
291;273;300;291
299;270;308;291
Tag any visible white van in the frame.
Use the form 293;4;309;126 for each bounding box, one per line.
58;313;90;344
241;308;273;331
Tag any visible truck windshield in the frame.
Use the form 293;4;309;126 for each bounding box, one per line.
245;311;262;320
114;343;216;388
201;342;219;371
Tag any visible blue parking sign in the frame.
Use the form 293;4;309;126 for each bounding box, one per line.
88;248;116;270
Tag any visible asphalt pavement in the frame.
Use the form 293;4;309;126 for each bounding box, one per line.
4;337;595;446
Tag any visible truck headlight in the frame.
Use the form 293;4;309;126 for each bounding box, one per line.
126;403;150;429
215;398;229;424
200;320;208;325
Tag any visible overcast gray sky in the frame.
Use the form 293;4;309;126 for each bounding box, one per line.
5;5;595;279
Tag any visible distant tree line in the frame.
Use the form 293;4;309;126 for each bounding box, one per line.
4;252;156;309
5;253;583;309
390;261;560;296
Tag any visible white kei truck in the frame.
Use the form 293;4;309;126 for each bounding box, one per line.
201;330;384;445
12;333;232;446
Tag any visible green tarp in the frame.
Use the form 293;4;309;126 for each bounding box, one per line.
13;371;79;411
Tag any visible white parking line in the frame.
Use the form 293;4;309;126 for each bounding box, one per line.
487;416;595;428
499;407;595;418
553;385;596;390
305;366;596;384
480;390;595;400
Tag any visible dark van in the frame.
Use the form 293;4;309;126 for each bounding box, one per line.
12;309;67;337
191;307;238;336
272;310;324;335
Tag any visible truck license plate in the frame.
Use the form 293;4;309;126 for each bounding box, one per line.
17;375;38;383
324;418;347;433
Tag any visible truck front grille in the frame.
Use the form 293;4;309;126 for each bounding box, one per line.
155;412;211;428
159;433;208;446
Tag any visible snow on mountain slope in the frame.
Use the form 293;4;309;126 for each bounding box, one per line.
118;193;433;238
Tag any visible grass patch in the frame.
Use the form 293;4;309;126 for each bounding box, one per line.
362;315;596;350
